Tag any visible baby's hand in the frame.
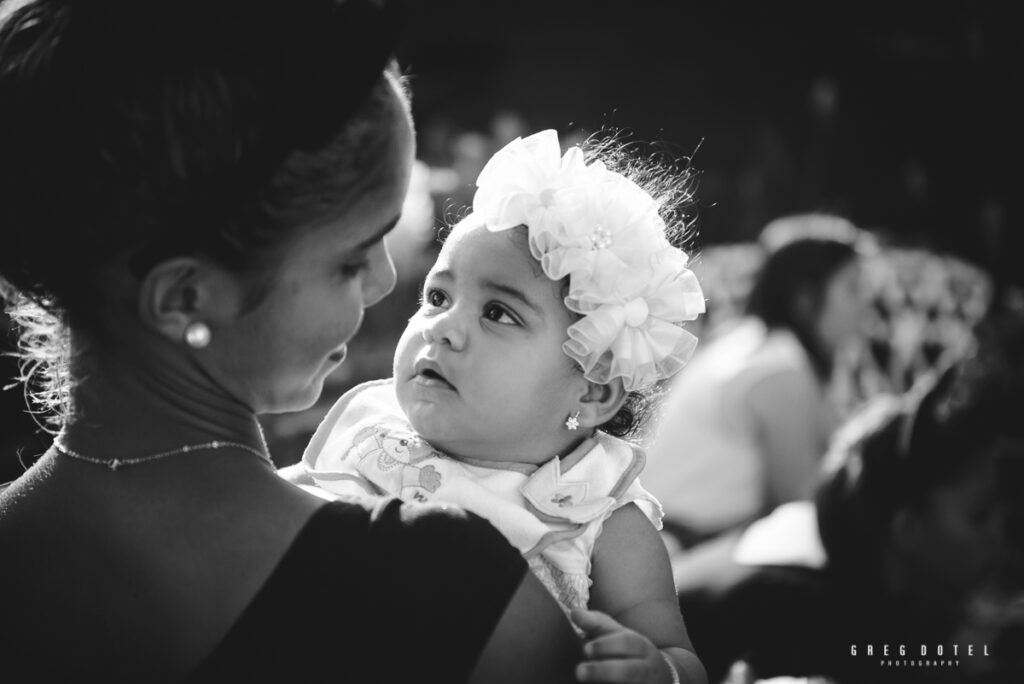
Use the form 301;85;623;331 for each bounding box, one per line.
571;608;676;683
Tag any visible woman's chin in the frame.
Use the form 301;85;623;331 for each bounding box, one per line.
258;379;326;416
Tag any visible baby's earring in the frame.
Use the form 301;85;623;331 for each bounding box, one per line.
184;321;212;349
564;410;581;431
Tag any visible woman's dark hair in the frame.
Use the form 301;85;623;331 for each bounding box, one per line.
814;384;961;584
816;310;1024;582
745;222;860;378
0;0;407;420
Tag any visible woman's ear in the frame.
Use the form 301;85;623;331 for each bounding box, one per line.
137;257;239;343
576;378;628;430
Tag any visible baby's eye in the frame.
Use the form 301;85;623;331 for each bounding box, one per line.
422;288;448;309
483;303;517;325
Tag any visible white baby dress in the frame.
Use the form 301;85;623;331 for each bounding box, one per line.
302;379;663;612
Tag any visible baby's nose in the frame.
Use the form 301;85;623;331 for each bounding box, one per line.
422;309;466;350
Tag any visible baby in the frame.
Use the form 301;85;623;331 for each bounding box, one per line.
303;130;707;683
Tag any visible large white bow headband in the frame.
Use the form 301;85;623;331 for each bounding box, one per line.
470;130;705;391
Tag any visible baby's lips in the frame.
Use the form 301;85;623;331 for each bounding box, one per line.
412;357;455;388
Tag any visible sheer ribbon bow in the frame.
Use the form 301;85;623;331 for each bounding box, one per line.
472;130;705;391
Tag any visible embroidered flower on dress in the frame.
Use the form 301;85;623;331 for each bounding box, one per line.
471;130;706;391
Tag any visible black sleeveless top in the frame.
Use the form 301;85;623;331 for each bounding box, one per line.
187;497;527;683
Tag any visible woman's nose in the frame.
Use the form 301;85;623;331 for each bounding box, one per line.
422;308;466;350
363;241;398;307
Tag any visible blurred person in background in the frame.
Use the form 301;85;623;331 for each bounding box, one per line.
676;310;1022;683
645;214;868;550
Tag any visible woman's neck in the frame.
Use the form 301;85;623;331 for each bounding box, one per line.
61;337;265;459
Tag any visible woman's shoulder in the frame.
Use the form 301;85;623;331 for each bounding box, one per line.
735;329;820;405
223;495;522;607
190;496;529;682
671;319;803;397
261;495;528;585
748;327;814;375
309;494;528;554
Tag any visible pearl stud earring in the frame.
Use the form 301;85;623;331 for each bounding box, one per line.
184;321;211;349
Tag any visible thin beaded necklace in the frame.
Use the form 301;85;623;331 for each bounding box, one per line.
53;434;273;471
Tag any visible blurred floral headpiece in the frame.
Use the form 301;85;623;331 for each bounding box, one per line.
470;130;705;391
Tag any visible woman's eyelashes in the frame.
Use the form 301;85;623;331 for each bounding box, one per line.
339;239;389;279
339;258;370;278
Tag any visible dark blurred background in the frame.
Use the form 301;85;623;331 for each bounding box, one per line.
3;0;1020;477
402;0;1018;274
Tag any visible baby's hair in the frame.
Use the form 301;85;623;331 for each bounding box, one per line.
579;132;698;440
577;131;699;254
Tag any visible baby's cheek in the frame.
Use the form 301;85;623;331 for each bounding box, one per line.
392;330;418;378
394;377;414;418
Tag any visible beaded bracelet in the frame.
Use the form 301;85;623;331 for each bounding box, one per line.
659;650;681;684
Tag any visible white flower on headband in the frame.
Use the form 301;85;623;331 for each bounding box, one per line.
472;130;706;391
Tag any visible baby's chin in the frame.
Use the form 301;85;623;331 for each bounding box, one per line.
405;421;462;459
403;414;499;463
397;391;556;465
398;401;452;452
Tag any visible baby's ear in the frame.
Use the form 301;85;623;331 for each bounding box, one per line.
577;378;628;430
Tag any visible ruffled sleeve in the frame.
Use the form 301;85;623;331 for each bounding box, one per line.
520;433;663;532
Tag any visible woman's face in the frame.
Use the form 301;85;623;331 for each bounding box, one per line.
211;85;415;415
814;259;866;353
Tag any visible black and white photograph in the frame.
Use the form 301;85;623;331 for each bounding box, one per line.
1;0;1021;681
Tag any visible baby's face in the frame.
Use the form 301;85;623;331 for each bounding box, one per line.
393;221;588;464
